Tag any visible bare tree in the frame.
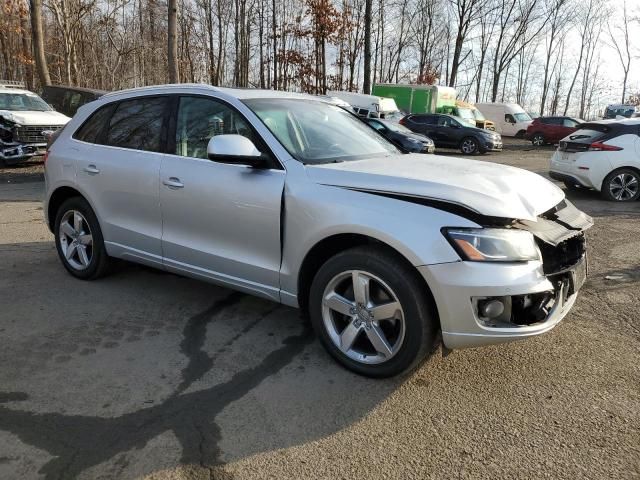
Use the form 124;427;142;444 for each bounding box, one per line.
539;0;570;116
168;0;179;82
448;0;482;87
608;0;633;104
29;0;50;86
363;0;372;93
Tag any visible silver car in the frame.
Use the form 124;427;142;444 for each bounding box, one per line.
44;85;592;377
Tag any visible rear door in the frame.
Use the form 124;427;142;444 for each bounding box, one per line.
159;95;285;300
75;96;169;265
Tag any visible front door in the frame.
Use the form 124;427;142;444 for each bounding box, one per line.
160;95;285;301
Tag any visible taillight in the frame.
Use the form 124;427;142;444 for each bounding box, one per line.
588;142;623;151
399;117;406;126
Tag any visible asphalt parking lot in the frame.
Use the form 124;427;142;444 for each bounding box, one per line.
1;144;639;480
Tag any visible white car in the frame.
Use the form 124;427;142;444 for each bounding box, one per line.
0;83;70;165
475;102;532;137
550;118;640;202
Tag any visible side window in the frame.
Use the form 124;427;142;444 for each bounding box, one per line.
175;96;257;160
505;114;515;123
563;119;577;128
73;103;116;144
368;120;385;131
105;97;168;152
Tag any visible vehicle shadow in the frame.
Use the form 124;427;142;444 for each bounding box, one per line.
0;241;403;479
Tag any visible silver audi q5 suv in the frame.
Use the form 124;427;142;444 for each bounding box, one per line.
44;85;592;377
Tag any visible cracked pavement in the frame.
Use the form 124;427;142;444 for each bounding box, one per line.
0;148;639;479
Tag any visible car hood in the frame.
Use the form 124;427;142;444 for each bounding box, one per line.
306;154;564;221
0;110;70;126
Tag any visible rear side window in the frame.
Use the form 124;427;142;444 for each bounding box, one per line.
73;103;116;143
567;124;612;143
105;97;168;152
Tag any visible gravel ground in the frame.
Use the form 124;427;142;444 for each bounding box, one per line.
0;145;638;480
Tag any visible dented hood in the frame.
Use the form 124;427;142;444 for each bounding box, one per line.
306;153;565;221
0;109;70;126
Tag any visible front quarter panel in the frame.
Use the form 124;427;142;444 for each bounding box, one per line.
279;164;477;303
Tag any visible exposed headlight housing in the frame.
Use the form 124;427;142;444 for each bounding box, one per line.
443;228;540;262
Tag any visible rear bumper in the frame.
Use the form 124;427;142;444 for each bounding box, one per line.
549;171;587;187
418;259;581;349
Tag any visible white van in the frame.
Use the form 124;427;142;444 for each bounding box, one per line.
326;91;400;119
475;102;532;137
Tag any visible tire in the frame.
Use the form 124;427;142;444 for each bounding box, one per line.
54;197;111;279
601;168;640;202
515;130;526;138
531;133;546;146
309;245;438;378
460;137;479;155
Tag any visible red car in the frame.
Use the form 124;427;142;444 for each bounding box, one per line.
525;116;583;146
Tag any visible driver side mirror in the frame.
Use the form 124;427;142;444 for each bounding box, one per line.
207;134;269;168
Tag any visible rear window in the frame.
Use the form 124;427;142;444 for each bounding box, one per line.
567;124;611;142
73;103;116;143
105;97;168;152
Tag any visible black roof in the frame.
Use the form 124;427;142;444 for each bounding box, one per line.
42;84;108;95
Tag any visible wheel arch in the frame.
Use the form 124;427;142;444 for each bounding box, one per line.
296;233;440;326
47;185;89;232
601;165;640;194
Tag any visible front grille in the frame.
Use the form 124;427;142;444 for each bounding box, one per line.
537;234;586;275
15;125;62;144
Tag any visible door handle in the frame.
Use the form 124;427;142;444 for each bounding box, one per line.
83;164;100;174
163;177;184;189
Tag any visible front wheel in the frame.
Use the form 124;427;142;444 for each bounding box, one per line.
602;168;640;202
531;133;546;146
54;197;111;279
309;246;437;377
460;137;479;155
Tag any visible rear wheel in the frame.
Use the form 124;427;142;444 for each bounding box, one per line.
602;169;640;202
460;137;479;155
54;197;111;279
531;133;546;146
309;246;437;377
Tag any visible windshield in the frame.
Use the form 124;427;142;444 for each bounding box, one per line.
605;107;635;118
0;92;52;112
513;112;532;122
381;120;412;134
472;109;486;121
456;107;476;126
244;98;399;164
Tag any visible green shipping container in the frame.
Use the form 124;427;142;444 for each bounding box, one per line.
372;84;435;114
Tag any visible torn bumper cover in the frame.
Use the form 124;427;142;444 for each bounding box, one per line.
420;200;593;349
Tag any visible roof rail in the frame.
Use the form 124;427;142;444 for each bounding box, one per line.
0;80;26;89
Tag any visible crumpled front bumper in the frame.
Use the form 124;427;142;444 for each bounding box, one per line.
418;260;580;349
0;140;46;164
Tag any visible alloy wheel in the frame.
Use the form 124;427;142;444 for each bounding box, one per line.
321;270;405;365
59;210;94;270
532;134;545;146
461;139;477;154
609;172;639;201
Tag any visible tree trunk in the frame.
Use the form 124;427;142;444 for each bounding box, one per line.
272;0;277;89
29;0;50;86
167;0;179;83
20;13;34;90
363;0;372;93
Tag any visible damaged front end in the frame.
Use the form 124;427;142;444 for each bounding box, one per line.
0;116;60;165
476;200;592;328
